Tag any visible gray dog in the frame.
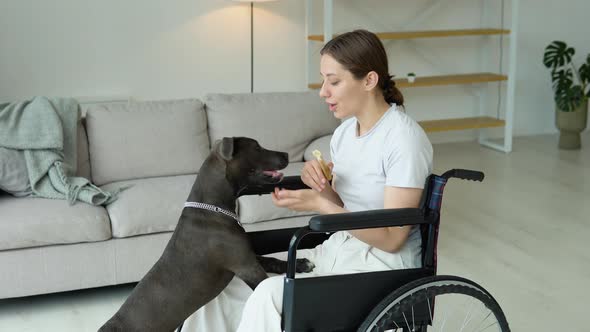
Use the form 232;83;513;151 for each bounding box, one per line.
99;137;315;332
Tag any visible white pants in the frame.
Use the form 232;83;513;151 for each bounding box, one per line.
182;230;422;332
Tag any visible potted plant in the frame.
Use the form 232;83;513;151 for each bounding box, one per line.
543;41;590;149
407;72;416;83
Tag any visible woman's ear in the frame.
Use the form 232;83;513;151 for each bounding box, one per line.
364;71;379;91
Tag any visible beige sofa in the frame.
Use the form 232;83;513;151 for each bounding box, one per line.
0;91;339;299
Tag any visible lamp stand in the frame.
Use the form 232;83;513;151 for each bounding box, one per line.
250;2;254;93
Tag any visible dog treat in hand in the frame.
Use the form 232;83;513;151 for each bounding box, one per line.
312;150;332;181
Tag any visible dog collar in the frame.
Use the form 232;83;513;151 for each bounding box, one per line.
184;202;242;227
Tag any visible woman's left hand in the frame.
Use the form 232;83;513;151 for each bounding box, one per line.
271;188;325;212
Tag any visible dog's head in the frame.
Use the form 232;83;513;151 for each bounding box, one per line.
214;137;288;187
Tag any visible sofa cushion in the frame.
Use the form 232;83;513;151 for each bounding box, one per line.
303;134;332;163
102;174;196;238
237;162;317;224
86;99;209;186
0;196;111;250
205;92;340;162
242;215;312;232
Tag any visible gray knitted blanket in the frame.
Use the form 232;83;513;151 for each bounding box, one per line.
0;96;119;205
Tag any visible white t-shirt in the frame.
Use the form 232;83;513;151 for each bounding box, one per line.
324;104;433;270
331;104;433;212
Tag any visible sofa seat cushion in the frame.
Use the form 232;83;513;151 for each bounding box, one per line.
242;215;312;232
0;196;111;250
237;162;317;224
102;174;196;238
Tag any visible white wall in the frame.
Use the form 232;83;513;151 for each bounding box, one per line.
0;0;307;99
514;0;590;136
1;0;588;139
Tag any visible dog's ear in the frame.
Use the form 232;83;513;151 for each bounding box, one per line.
215;137;234;161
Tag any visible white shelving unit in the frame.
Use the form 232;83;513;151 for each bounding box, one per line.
305;0;519;153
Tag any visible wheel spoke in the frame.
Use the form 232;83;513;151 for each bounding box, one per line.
477;321;500;332
438;303;449;332
358;277;508;332
402;312;411;331
459;297;476;331
412;304;415;331
472;307;494;331
427;291;433;323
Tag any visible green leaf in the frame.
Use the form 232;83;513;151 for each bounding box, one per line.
551;69;573;91
551;68;573;81
579;54;590;85
543;41;575;69
555;84;584;111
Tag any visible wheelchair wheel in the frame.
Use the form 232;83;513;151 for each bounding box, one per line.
357;275;510;332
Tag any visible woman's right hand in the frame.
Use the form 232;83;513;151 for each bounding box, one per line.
301;160;333;192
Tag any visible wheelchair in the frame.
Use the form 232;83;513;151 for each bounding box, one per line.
243;168;510;332
178;169;510;332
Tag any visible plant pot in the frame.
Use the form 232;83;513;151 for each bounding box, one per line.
407;76;416;83
555;101;588;149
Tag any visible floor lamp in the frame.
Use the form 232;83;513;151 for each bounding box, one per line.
233;0;277;93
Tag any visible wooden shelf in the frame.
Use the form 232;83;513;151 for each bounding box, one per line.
396;73;508;88
419;116;505;132
308;73;508;90
305;1;517;152
308;28;510;42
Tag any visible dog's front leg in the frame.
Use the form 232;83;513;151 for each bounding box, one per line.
257;256;315;274
233;263;270;290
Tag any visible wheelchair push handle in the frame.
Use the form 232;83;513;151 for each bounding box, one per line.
441;169;484;182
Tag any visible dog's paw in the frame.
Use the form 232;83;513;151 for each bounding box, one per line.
295;258;315;273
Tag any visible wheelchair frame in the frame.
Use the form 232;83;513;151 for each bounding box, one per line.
243;169;506;332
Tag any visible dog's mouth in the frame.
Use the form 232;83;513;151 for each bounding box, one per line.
262;170;284;182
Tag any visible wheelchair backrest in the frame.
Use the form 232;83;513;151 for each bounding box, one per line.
419;174;448;272
419;169;485;271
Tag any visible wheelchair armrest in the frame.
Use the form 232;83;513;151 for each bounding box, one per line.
239;176;310;196
286;208;432;278
308;208;428;232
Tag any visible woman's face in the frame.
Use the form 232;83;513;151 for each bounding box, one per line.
319;54;368;119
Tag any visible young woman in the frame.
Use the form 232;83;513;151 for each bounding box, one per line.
183;29;433;332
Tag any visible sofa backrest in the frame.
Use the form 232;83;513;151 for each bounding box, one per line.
205;91;340;162
85;99;209;186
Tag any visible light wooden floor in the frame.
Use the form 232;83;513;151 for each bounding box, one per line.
433;133;590;332
0;133;588;332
